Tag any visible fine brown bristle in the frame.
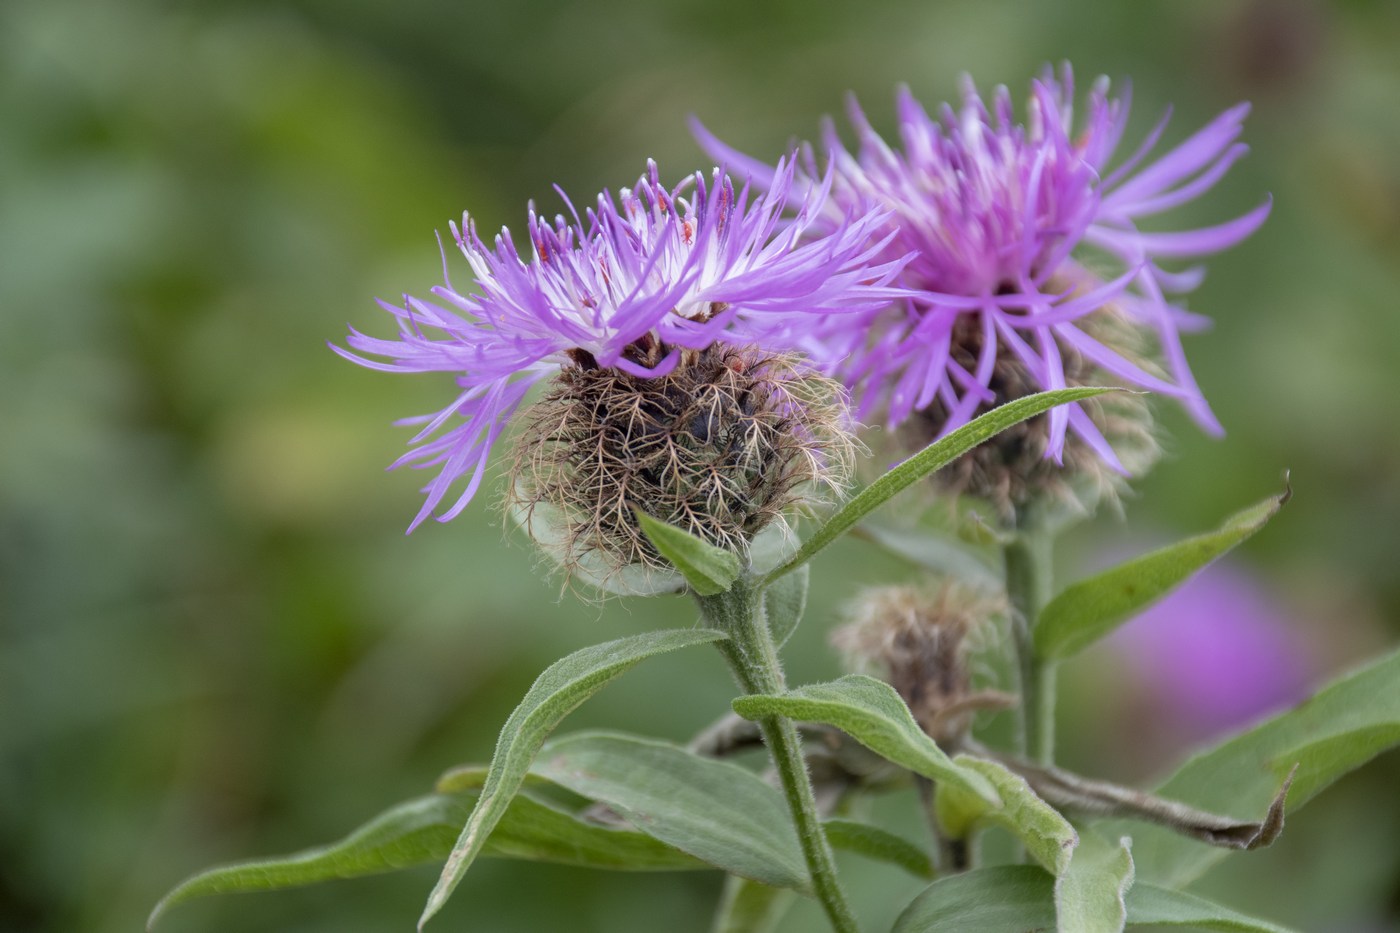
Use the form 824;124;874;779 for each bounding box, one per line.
507;343;854;588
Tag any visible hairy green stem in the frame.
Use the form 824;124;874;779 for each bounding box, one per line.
914;774;968;874
697;582;862;933
1005;528;1056;766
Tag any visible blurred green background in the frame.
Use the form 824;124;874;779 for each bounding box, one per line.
3;0;1398;930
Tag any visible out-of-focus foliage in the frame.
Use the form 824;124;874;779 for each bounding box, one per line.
2;0;1397;931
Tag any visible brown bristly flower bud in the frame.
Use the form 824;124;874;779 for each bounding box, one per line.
898;297;1161;528
832;582;1010;748
507;343;855;595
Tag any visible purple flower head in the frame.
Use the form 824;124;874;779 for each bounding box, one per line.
1108;558;1312;744
696;65;1271;472
335;159;905;531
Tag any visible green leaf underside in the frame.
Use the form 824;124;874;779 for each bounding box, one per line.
893;866;1297;933
1109;647;1400;889
1124;884;1297;933
148;791;701;928
893;864;1057;933
730;675;1000;806
420;628;726;928
764;388;1116;585
821;819;935;879
533;731;810;891
711;875;799;933
763;563;809;648
935;755;1078;876
636;511;742;596
1034;491;1286;662
851;523;1002;590
1055;834;1134;933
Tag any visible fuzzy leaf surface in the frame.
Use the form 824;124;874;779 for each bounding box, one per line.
893;866;1296;933
1055;834;1134;933
764;387;1116;584
1123;884;1297;932
533;731;809;890
148;791;700;928
420;628;725;927
1034;490;1287;661
730;675;999;805
636;511;742;596
934;755;1078;875
763;563;808;648
822;819;934;879
1114;647;1400;888
892;864;1056;932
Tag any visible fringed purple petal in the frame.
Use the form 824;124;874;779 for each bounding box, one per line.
1111;197;1272;258
338;155;912;527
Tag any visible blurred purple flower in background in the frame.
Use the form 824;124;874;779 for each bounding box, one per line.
696;65;1271;471
1109;558;1314;744
335;159;905;529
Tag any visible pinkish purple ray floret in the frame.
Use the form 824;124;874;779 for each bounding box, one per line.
695;64;1271;472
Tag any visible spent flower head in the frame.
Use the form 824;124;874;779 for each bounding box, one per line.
697;65;1270;513
833;582;1009;747
336;159;904;584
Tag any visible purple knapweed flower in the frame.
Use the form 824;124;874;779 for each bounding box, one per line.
335;159;905;532
1108;558;1312;746
695;65;1271;472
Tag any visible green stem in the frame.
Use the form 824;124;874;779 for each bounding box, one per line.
1005;528;1056;766
915;774;969;874
697;581;862;933
710;873;798;933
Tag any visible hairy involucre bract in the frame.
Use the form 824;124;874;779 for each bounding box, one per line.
510;343;854;593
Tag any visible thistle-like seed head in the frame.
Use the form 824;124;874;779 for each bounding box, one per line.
508;343;855;594
899;303;1161;527
832;582;1008;747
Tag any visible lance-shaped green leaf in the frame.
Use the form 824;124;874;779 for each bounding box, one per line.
763;563;809;648
730;675;999;806
1055;834;1135;933
149;790;702;928
892;864;1056;932
1034;488;1288;661
443;767;928;877
934;754;1078;875
893;866;1297;933
636;511;742;596
1113;646;1400;888
533;731;809;890
822;819;934;879
1123;883;1297;932
763;388;1117;585
420;628;725;928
